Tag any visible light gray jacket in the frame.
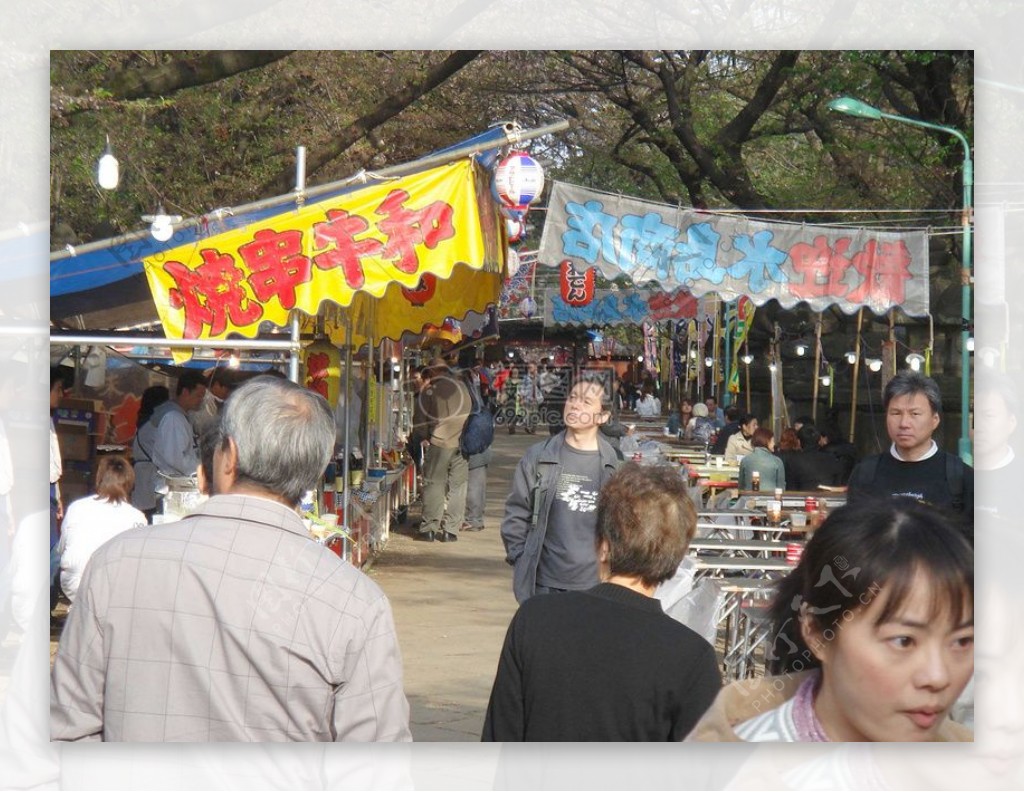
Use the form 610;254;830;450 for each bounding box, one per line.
499;431;620;603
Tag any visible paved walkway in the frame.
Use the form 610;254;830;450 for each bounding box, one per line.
364;428;540;741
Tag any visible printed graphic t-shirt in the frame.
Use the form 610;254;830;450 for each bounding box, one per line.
536;444;603;590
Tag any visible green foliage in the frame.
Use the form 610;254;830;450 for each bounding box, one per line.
50;49;972;252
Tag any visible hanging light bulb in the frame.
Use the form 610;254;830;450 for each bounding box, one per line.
821;374;832;387
142;204;182;243
97;135;119;190
844;351;857;365
637;354;644;363
740;353;754;365
905;353;925;372
867;358;883;372
228;352;240;369
965;337;975;352
768;361;778;373
688;349;697;360
704;356;714;368
795;342;807;357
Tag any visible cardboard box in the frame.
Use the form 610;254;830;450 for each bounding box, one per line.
57;427;93;462
59;462;93;505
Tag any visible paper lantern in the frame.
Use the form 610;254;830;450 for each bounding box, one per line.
401;272;438;306
493;151;544;211
303;338;341;408
559;259;595;307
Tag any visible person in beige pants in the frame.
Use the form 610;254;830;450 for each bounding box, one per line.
417;358;471;543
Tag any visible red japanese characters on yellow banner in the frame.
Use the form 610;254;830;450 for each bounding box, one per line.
143;160;502;358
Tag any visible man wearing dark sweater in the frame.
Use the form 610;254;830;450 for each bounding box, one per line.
847;372;973;540
483;464;721;741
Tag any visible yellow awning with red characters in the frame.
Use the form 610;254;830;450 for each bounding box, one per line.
143;159;505;362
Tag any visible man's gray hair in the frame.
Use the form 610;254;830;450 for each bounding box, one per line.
220;375;335;505
883;371;943;414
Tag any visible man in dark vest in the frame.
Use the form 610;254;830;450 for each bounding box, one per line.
847;371;973;541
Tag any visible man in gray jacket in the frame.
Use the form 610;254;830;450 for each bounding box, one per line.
500;372;620;603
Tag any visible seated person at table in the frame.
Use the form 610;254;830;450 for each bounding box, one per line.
710;405;742;455
784;424;841;491
738;427;785;491
483;463;721;741
724;413;758;463
687;402;716;445
635;387;661;419
688;498;973;742
666;398;694;437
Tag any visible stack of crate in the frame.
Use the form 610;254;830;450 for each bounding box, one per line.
54;397;110;503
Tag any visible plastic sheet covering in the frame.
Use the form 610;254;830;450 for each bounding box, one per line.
655;561;725;647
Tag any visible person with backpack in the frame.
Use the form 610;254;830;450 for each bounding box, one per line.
686;402;716;446
846;371;973;543
416;357;472;543
500;372;621;603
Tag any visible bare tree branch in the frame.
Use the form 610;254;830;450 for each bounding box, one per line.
104;51;296;100
259;50;484;197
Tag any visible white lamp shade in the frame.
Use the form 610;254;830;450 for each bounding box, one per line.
97;152;119;190
150;215;173;242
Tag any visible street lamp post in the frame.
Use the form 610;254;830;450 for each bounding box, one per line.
828;97;973;464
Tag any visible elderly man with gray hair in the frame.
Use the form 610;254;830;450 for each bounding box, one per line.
846;370;974;543
51;376;411;742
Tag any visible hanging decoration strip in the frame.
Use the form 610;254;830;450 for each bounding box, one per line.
727;296;756;395
538;181;930;316
541;287;698;326
498;251;537;320
143;160;504;361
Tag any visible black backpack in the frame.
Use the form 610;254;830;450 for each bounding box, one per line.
460;374;494;457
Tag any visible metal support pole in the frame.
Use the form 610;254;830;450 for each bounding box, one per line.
341;313;353;559
722;301;733;408
288;313;301;383
959;155;974;464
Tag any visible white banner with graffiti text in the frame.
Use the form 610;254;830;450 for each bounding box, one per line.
538;181;930;316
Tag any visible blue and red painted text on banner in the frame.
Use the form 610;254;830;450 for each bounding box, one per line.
537;182;929;316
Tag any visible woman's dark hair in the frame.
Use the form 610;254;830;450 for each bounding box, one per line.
751;427;774;449
94;455;134;505
767;498;973;674
596;463;696;588
796;423;821;451
137;385;170;429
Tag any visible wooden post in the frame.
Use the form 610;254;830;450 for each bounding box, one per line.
849;308;864;443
